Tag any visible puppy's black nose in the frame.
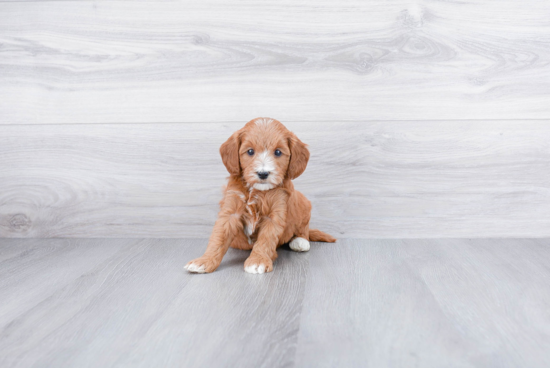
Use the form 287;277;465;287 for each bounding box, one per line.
257;171;269;180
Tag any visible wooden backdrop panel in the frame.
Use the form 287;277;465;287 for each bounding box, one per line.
1;120;549;238
1;0;549;124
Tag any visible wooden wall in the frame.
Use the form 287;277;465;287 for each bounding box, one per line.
1;0;549;238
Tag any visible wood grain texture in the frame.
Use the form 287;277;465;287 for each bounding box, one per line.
1;0;550;124
295;238;550;368
1;120;549;238
0;238;308;368
1;238;549;367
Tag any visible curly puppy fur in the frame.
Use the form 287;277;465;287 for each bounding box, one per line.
185;117;336;274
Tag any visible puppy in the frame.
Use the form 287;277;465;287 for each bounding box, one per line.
185;117;336;274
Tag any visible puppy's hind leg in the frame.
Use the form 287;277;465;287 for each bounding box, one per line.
289;237;310;252
289;224;310;252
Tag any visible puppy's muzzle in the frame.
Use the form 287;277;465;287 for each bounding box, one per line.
257;171;270;180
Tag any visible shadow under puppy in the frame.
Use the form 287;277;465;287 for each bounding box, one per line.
185;117;336;274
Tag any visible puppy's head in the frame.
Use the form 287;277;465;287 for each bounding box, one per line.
220;117;309;190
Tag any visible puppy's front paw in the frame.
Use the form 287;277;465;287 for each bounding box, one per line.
244;254;273;274
185;256;219;274
289;237;310;252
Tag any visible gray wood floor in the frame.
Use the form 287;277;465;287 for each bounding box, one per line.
1;238;549;367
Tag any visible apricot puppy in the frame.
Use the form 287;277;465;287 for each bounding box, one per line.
185;117;336;274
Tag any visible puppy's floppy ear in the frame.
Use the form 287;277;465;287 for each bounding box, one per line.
220;131;241;175
287;132;310;180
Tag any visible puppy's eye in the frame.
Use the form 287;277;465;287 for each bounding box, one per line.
274;149;282;157
247;149;254;156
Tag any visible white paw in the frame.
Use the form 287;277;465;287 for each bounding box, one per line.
184;263;206;273
245;264;266;274
289;237;310;252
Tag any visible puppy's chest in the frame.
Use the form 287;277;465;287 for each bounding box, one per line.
242;189;264;240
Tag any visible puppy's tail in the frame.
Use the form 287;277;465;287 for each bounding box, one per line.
309;229;337;243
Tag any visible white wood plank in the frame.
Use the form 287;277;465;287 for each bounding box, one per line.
1;238;549;367
1;120;549;238
0;238;46;262
296;239;477;367
0;239;201;367
1;0;550;124
0;239;139;328
0;238;308;368
295;239;550;368
113;245;309;368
